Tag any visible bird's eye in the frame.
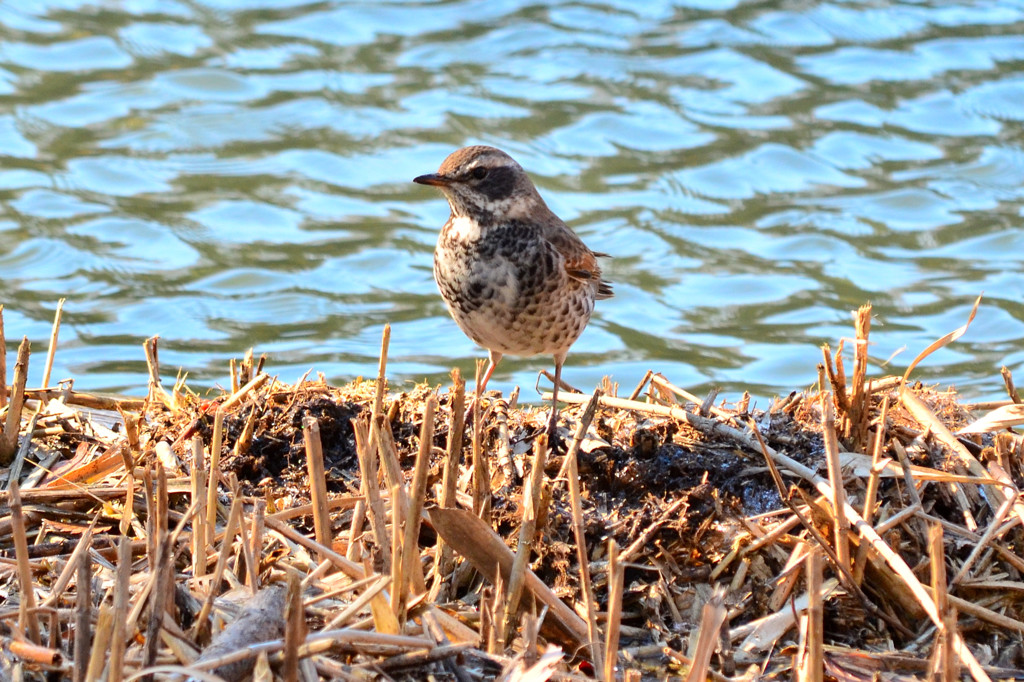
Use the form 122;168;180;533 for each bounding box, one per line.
471;167;488;180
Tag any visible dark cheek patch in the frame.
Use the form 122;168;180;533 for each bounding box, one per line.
478;167;515;201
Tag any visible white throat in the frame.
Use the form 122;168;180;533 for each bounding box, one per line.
448;215;482;241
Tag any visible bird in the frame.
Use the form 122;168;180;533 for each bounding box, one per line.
413;145;612;441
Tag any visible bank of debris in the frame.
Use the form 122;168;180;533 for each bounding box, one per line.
0;300;1022;681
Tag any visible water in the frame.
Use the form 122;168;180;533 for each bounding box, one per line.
2;0;1023;406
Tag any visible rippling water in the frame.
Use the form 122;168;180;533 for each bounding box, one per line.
2;1;1023;404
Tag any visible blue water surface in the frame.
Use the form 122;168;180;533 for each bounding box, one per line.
1;0;1023;405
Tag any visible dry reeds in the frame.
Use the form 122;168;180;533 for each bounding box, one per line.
0;299;1022;680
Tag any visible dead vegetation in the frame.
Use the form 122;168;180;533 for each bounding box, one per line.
0;299;1023;680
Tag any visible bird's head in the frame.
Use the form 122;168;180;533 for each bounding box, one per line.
414;145;544;222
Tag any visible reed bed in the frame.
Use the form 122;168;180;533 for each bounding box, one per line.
0;300;1022;681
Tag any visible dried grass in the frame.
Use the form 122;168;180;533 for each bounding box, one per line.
0;303;1022;680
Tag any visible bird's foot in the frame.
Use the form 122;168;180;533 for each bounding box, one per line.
544;413;567;455
546;430;567;455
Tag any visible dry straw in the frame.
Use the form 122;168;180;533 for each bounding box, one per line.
1;298;1022;680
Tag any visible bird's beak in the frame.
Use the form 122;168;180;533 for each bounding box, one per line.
413;173;450;187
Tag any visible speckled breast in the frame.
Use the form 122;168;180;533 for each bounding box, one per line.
433;221;595;358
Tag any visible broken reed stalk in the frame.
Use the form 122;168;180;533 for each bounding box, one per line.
143;335;161;396
802;546;823;682
627;369;653;401
562;391;604;671
820;343;849;414
142;466;155;573
400;395;435;613
195;495;245;641
346;499;366;563
0;304;6;409
38;610;56;658
390;482;405;618
684;586;727;682
427;505;589;646
0;337;29;465
833;341;847;410
205;408;225;541
604;539;625;682
41;297;65;389
86;604;113;682
283;573;304;682
485;578;502;653
472;358;489;520
352;417;391;574
229;357;238;394
860;395;889;525
144;465;171;671
156;461;169;543
1000;366;1021;403
22;389;145;412
929;523;959;680
108;537;131;682
233;406;257;459
853;395;889;585
232;480;259;592
498;434;547;645
650;374;732;420
820;394;851;574
8;641;61;667
9;479;40;644
119;445;135;536
929;522;950;631
242;348;255;384
442;369;466;511
374;416;408;512
252;629;431;663
192;434;208;580
847;303;871;449
249;499;266;587
373;324;391;422
935;612;960;681
303;415;332;563
364;644;472;675
432;368;465;600
222;372;269;411
142;335;163;409
73;541;91;682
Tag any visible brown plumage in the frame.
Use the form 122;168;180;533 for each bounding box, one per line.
414;145;612;439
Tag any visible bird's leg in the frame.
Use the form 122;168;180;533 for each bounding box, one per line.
478;350;501;397
546;355;566;453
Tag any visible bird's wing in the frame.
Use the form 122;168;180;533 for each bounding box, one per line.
543;219;614;299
